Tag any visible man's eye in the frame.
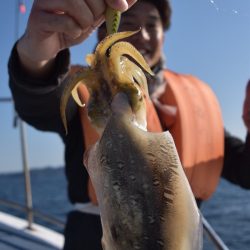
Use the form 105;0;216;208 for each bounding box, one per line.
146;23;157;30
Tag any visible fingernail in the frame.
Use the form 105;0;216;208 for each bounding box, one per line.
108;0;128;11
72;27;85;39
93;16;105;29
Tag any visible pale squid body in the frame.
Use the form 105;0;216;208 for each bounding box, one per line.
60;31;203;250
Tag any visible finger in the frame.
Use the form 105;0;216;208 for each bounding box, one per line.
105;0;127;11
34;0;69;13
127;0;138;9
34;0;96;31
66;16;105;47
85;0;106;20
106;0;137;11
30;11;83;39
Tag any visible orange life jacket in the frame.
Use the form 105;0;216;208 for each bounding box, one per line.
160;70;224;200
77;68;224;203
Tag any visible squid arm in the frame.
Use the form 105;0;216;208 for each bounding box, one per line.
60;68;94;134
109;40;154;78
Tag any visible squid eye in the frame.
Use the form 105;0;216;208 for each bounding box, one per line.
105;47;112;58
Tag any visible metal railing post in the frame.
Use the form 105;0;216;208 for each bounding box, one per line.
202;215;229;250
19;119;33;229
12;0;34;230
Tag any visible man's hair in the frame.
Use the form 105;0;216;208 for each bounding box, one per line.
141;0;172;30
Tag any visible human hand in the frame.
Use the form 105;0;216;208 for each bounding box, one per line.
242;80;250;133
16;0;136;75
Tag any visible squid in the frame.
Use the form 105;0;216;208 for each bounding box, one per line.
60;7;202;250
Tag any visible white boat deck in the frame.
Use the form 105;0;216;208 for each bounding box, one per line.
0;211;64;250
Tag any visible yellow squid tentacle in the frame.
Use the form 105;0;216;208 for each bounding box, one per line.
71;84;85;107
122;57;149;97
95;30;139;58
60;68;93;134
109;41;154;76
85;54;96;68
119;57;149;130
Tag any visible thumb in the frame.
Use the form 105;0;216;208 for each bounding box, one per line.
105;0;137;11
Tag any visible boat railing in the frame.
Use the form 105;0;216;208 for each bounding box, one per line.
202;215;229;250
1;96;64;231
0;96;229;249
0;198;65;230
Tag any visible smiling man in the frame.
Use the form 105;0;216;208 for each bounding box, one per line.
8;0;250;249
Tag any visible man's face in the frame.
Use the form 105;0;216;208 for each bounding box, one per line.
98;1;164;68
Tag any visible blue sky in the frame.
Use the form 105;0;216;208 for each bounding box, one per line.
0;0;250;173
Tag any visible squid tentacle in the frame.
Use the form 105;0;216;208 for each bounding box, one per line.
60;68;94;134
109;41;154;76
95;31;139;58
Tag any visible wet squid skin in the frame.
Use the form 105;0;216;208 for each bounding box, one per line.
60;31;203;249
85;110;203;250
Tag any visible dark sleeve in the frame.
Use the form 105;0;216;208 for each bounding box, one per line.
8;42;78;138
222;130;250;189
8;43;91;204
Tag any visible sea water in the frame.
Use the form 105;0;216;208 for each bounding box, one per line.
0;167;249;250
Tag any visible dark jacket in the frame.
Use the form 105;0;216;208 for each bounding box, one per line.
8;45;250;204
